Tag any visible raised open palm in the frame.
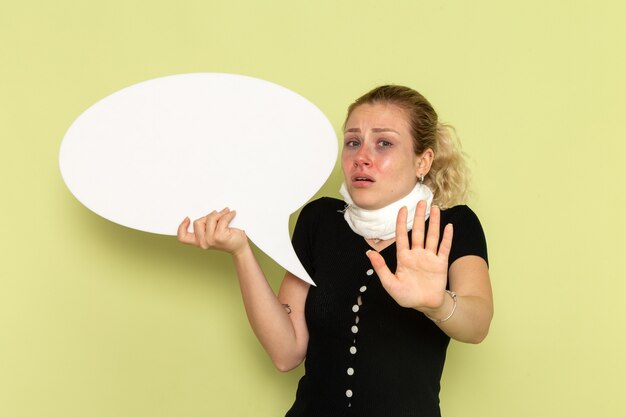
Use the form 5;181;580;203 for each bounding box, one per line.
366;200;453;311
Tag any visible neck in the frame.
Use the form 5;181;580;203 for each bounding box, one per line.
339;182;434;240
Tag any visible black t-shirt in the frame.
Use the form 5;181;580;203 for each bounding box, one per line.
286;197;488;417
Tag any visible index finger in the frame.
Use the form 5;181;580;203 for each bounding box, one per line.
395;206;410;251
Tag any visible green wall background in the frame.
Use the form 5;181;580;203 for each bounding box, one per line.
2;1;625;416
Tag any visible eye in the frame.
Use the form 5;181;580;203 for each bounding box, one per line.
344;138;361;148
377;139;393;148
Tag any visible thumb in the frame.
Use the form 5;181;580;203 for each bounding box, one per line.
177;217;195;244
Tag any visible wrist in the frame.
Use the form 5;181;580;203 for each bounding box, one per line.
230;240;252;260
423;291;457;323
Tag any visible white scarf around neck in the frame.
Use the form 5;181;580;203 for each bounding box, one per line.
339;182;434;240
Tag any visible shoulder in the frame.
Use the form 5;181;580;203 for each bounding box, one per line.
293;196;347;236
300;196;346;213
441;205;489;266
441;204;479;220
297;197;346;223
441;205;482;227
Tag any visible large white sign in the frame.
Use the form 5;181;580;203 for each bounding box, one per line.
59;73;338;285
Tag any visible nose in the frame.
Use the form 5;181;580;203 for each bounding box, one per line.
353;144;372;167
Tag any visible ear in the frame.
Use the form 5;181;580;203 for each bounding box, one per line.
415;148;434;177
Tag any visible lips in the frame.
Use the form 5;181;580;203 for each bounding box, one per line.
352;173;374;182
351;173;375;188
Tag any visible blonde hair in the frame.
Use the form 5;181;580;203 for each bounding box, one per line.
346;85;469;208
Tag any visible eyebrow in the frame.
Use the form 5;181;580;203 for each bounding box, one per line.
344;127;400;134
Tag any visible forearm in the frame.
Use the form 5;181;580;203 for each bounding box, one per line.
231;244;307;370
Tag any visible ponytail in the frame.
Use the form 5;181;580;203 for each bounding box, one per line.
426;123;469;208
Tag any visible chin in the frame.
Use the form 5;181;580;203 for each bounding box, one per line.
346;186;389;210
351;195;383;210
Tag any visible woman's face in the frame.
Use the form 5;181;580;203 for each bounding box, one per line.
341;103;423;210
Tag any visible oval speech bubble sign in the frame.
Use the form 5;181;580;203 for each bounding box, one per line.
59;73;338;285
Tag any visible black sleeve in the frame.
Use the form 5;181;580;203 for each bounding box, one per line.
445;205;489;267
291;200;318;279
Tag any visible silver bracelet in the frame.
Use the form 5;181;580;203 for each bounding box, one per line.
426;290;457;323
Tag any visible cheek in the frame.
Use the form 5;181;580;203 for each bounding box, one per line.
376;154;395;173
378;154;417;181
340;153;351;176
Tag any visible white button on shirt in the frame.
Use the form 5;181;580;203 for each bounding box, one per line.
342;268;375;407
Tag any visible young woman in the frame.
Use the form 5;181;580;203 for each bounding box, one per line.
178;85;493;417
